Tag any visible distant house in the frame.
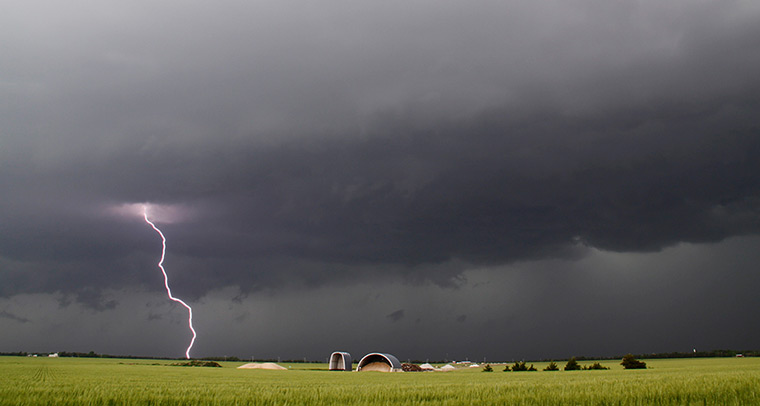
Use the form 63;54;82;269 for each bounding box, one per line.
48;353;59;358
356;353;403;372
328;351;352;371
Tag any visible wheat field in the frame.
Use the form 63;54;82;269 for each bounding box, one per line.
1;356;758;405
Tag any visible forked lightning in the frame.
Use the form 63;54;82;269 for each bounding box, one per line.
143;206;197;359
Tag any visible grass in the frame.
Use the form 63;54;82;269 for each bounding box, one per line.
1;356;759;405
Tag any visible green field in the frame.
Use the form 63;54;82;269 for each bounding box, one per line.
1;356;759;405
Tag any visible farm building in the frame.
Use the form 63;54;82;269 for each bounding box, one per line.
328;351;352;371
356;353;403;372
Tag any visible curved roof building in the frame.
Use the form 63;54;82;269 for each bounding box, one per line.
328;351;352;371
356;352;403;372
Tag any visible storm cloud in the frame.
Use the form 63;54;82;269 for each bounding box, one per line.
1;0;759;359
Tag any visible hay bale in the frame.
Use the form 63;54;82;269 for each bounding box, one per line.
359;362;392;372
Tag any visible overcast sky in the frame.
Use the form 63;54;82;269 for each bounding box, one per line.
2;0;760;361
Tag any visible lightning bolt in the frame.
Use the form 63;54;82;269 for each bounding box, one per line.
143;206;197;359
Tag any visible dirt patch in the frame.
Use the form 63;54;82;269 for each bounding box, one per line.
171;360;222;367
237;362;287;370
402;363;422;372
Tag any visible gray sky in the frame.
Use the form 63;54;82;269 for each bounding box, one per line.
2;0;759;361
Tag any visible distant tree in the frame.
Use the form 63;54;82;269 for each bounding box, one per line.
564;357;581;371
585;362;609;370
527;364;537;371
544;361;559;371
621;354;646;369
202;356;241;362
0;351;27;357
512;361;528;371
482;364;493;372
503;364;511;372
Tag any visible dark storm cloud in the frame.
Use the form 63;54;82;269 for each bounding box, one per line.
62;289;119;312
1;0;760;302
387;309;405;323
0;311;30;324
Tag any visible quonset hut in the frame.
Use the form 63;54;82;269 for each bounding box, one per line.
328;351;352;371
356;353;403;372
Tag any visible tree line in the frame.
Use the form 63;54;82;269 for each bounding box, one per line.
483;354;647;372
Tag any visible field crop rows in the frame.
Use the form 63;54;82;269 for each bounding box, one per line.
1;357;759;405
